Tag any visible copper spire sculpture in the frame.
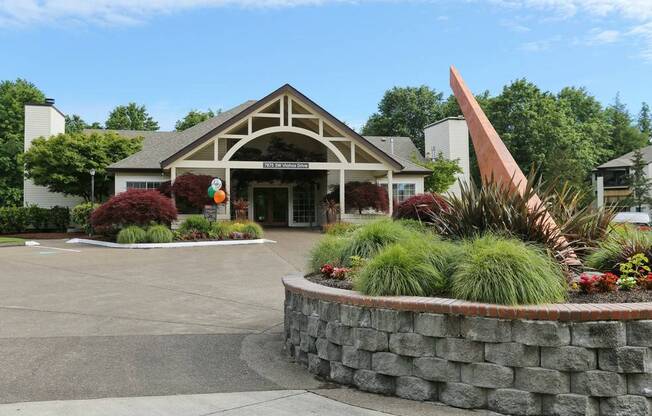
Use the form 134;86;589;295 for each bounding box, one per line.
449;65;577;263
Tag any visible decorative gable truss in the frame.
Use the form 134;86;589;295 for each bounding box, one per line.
166;92;397;172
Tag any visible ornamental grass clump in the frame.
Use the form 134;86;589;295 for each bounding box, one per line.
239;222;263;239
451;234;566;305
586;226;652;273
343;219;413;259
117;225;148;244
178;215;211;235
146;225;174;243
308;235;349;270
355;241;447;297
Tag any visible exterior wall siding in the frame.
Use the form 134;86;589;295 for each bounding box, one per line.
24;105;83;208
114;172;170;194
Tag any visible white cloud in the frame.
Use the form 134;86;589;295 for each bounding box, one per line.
491;0;652;61
501;19;531;33
519;35;560;52
0;0;346;27
587;28;621;44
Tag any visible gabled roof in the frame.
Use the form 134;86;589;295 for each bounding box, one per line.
159;84;402;170
364;136;429;173
107;84;423;173
107;101;256;171
596;145;652;169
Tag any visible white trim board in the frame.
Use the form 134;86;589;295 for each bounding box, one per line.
67;238;276;249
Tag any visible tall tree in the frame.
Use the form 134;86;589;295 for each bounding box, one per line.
604;94;648;157
361;86;447;153
175;109;218;131
486;79;605;188
65;114;87;133
626;149;652;212
0;79;46;206
638;102;651;139
21;132;143;200
87;121;103;129
105;102;159;131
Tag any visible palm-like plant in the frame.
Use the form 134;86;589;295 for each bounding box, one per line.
427;174;615;263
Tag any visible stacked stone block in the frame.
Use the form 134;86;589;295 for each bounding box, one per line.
284;290;652;415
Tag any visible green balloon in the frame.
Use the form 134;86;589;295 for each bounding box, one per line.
208;186;216;198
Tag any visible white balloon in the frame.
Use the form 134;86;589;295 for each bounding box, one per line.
211;178;223;190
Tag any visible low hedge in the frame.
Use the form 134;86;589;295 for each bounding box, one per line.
0;205;70;233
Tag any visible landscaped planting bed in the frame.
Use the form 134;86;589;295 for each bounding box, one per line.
290;181;652;414
284;275;652;415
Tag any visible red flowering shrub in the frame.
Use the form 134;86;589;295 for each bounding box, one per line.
90;189;177;234
640;273;652;290
332;267;350;280
393;193;449;221
596;272;619;292
171;173;216;209
578;273;599;294
327;182;389;214
320;264;334;277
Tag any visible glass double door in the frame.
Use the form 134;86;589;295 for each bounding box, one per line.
253;187;288;226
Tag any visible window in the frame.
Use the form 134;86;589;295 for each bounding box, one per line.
292;185;315;224
380;183;416;204
601;169;629;188
126;181;163;190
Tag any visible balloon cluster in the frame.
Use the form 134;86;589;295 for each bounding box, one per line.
207;178;226;204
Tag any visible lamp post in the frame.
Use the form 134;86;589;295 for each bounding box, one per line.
89;168;96;204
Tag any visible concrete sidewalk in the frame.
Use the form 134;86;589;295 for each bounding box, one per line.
0;391;387;416
0;390;487;416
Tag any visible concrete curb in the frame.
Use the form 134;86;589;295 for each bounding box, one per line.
66;238;276;249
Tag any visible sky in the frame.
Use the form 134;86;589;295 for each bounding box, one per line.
1;0;651;131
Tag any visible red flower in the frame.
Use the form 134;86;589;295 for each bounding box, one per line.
578;273;599;294
320;264;334;278
332;267;350;280
596;272;619;293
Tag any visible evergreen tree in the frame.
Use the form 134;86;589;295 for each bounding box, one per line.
626;149;652;212
639;102;651;139
605;94;648;157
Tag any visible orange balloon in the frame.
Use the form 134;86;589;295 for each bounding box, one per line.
213;190;226;204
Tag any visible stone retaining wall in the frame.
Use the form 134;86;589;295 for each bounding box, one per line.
283;276;652;416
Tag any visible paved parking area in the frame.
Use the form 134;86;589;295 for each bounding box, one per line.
0;229;477;415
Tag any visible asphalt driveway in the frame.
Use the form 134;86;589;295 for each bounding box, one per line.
0;229;477;416
0;229;321;403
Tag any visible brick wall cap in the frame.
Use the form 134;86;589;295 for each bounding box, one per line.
284;275;652;322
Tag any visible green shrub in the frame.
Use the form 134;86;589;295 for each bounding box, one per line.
146;225;174;243
451;234;566;305
210;221;230;240
26;205;49;230
0;207;28;234
117;225;148;244
324;222;359;236
240;222;263;239
50;206;70;232
586;227;652;273
355;242;446;296
178;215;211;234
343;219;413;259
308;235;349;270
71;202;100;234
